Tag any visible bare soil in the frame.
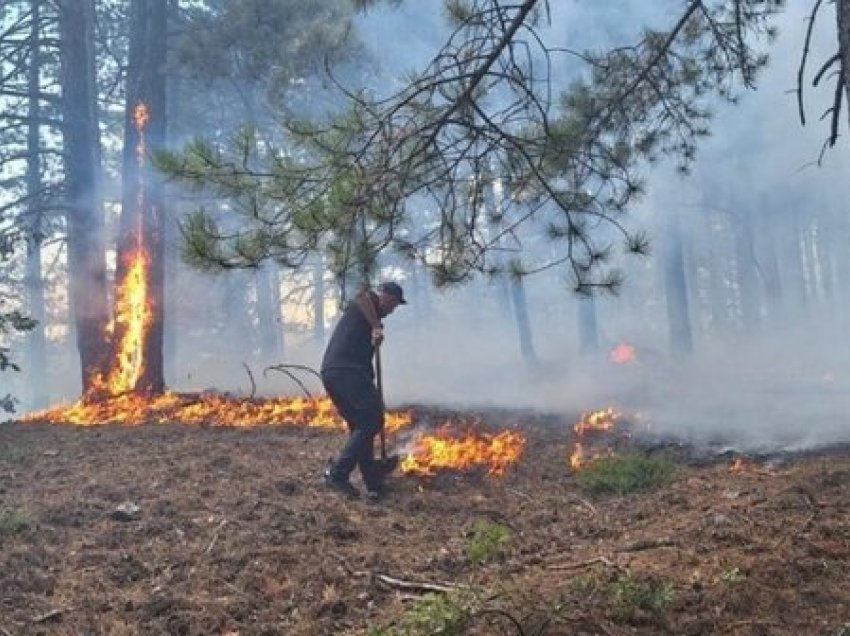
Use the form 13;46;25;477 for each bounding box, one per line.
1;409;849;635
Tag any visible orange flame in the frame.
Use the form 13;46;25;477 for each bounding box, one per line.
729;458;749;474
569;407;620;470
25;393;414;430
400;423;526;477
133;102;150;131
609;343;636;364
574;407;618;435
87;100;154;400
92;248;152;396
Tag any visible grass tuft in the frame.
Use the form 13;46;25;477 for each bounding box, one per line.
576;454;674;495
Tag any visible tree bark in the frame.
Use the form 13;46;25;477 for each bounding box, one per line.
757;205;784;320
313;255;326;342
117;0;168;394
58;0;110;394
664;213;694;355
255;262;283;360
838;0;850;134
509;276;538;365
733;209;761;332
578;296;599;355
25;0;48;409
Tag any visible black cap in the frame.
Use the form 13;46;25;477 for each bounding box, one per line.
377;281;407;304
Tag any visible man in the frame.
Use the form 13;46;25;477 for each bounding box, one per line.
321;281;406;500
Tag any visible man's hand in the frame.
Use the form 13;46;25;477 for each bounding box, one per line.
371;326;384;347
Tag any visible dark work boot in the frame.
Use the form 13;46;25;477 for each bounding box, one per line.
323;469;360;499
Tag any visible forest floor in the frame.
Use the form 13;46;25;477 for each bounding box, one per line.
1;407;849;635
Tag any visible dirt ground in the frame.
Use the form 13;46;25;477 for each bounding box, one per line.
1;408;849;635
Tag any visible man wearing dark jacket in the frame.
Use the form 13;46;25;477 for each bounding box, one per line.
321;281;406;500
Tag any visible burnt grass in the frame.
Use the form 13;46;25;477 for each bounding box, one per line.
1;409;849;635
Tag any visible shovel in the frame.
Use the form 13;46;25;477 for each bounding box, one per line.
374;343;400;475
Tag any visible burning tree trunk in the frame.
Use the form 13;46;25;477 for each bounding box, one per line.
114;0;167;395
58;0;110;394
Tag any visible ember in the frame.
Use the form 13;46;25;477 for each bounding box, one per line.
400;422;526;476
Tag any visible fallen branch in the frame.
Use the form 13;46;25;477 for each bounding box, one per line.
264;364;319;399
222;580;252;600
506;487;535;503
242;362;257;399
32;608;69;624
618;538;679;552
566;494;598;516
546;556;618;571
205;519;228;554
353;570;460;594
1;626;13;636
725;619;784;632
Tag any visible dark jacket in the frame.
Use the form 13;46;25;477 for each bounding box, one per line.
321;293;380;379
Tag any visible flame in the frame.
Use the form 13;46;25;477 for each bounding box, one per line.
133;102;150;132
25;98;417;434
92;247;152;396
400;423;526;477
574;407;618;435
610;343;636;364
569;407;620;470
25;393;413;430
729;458;749;474
86;101;154;400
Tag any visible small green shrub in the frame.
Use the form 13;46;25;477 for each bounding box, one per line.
465;519;512;565
368;591;473;636
576;454;674;495
0;507;31;539
608;572;675;621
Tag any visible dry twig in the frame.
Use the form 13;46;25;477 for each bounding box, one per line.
566;494;598;516
546;555;618;571
618;537;680;552
353;570;460;594
32;608;68;624
205;519;228;554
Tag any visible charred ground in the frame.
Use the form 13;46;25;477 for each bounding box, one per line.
1;409;849;635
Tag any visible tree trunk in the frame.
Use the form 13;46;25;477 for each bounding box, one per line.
313;255;326;341
24;0;48;409
578;295;599;355
758;212;784;320
733;209;761;332
58;0;110;394
785;211;809;315
163;64;180;387
484;178;511;309
838;0;850;134
255;262;283;360
509;276;538;365
117;0;167;394
664;213;694;355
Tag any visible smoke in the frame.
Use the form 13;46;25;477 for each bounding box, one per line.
16;1;850;458
150;2;850;455
343;2;850;454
